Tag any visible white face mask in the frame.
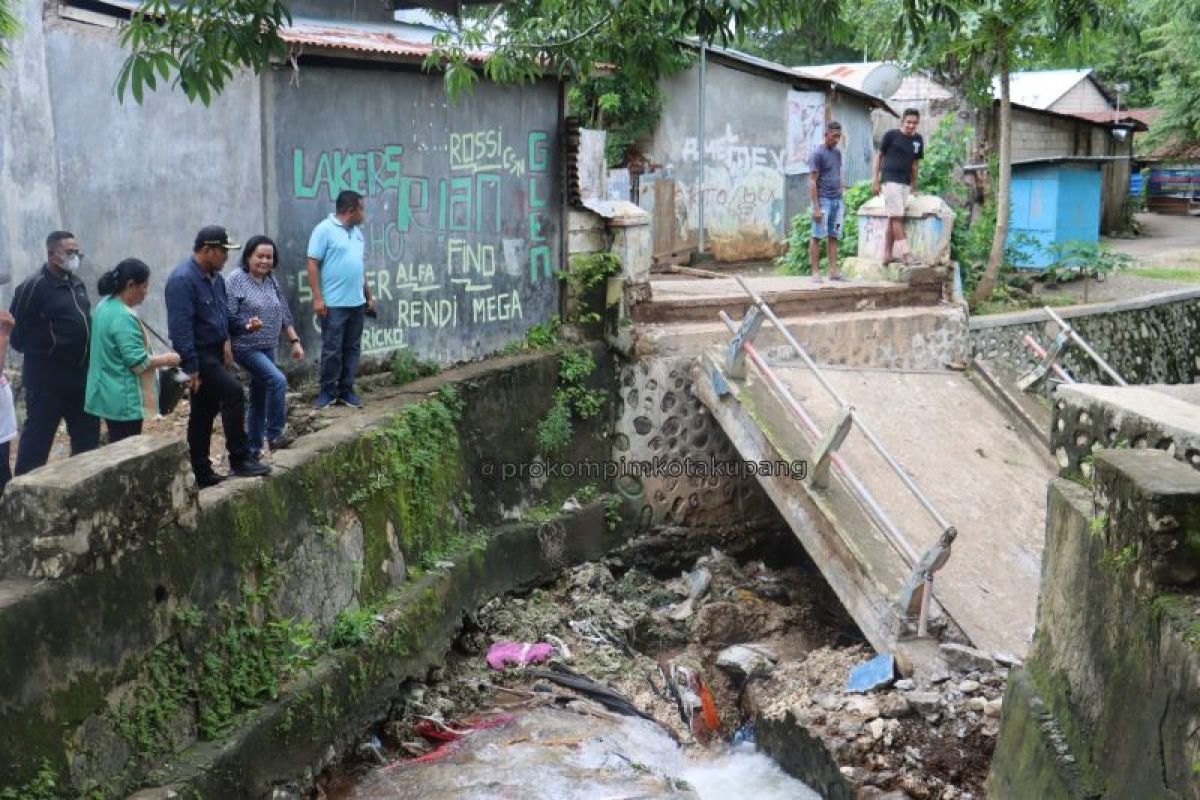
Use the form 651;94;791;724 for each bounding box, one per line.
64;254;81;273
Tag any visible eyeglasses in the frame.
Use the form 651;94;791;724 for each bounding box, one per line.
58;249;84;259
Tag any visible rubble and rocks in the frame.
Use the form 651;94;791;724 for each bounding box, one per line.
319;535;1002;798
754;646;1006;798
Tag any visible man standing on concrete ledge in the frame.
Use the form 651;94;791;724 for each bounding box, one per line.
809;121;847;282
7;231;100;475
872;108;924;266
166;226;271;488
306;190;376;410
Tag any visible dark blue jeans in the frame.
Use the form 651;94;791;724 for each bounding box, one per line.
318;306;364;399
235;348;288;455
0;440;10;495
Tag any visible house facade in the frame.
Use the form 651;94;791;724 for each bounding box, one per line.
639;46;893;262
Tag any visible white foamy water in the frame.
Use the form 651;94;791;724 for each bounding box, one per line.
348;708;819;799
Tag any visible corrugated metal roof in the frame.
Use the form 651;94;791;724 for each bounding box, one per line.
279;18;490;64
792;61;904;98
682;43;897;115
1071;109;1158;129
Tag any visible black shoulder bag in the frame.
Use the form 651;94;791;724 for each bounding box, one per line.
140;320;191;416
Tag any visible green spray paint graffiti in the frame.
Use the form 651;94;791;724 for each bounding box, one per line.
287;129;557;356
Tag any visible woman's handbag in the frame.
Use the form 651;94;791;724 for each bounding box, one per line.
140;320;191;416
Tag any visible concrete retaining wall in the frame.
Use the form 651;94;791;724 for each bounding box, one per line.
0;347;617;796
987;451;1200;798
970;289;1200;386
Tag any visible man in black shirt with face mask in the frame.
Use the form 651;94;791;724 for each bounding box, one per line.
7;230;100;474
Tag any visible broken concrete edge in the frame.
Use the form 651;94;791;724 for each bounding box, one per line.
986;461;1200;797
756;710;854;800
0;346;618;793
0;438;197;579
967;357;1052;449
630;283;945;324
691;349;958;676
135;502;630;799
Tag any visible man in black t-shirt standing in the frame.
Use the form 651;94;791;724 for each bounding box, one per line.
872;108;924;265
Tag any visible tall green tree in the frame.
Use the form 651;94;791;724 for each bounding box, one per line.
1143;0;1200;145
854;0;1105;303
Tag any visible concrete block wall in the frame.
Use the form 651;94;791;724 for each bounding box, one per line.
970;289;1200;386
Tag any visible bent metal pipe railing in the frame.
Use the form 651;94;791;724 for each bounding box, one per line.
717;276;958;639
1018;306;1127;392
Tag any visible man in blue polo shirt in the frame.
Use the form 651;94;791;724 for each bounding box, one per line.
166;225;271;487
306;190;376;409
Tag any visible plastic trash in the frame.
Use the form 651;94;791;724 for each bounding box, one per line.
731;721;757;746
845;653;896;693
668;567;712;621
715;644;777;678
486;641;555;671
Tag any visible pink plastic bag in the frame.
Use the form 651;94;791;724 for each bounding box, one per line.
486;641;554;671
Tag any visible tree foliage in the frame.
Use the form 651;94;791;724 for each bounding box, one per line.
425;0;837;163
117;0;292;104
1142;0;1200;144
0;0;18;69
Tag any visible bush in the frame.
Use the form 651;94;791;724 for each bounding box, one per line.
390;348;439;386
776;180;874;275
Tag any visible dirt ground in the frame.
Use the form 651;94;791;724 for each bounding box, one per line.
3;368;386;479
1035;212;1200;305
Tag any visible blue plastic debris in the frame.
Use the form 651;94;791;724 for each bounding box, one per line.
731;721;757;746
845;653;896;693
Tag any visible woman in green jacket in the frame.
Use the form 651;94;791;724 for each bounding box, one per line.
85;259;181;443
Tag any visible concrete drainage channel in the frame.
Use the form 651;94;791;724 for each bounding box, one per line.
311;526;1007;800
0;347;1005;798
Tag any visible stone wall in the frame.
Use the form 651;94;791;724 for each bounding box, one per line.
0;347;619;796
1049;383;1200;480
970;289;1200;386
987;449;1200;798
619;305;969;529
613;356;776;531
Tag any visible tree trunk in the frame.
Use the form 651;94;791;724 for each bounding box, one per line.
971;46;1012;305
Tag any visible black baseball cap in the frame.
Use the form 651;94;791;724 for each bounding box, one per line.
194;225;241;251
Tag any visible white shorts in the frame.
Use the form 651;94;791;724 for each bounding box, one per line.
882;182;911;217
0;379;15;446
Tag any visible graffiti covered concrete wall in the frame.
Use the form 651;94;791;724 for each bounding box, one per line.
270;68;562;364
648;62;789;262
645;59;880;263
0;2;563;369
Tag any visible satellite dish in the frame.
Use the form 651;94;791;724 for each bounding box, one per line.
862;64;903;99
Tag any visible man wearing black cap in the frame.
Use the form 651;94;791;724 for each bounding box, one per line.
165;226;270;487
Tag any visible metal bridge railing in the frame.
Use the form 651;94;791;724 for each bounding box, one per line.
716;276;957;638
1018;306;1127;392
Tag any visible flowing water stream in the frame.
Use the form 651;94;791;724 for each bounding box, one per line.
341;707;818;799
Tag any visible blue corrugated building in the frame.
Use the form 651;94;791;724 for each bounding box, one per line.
1003;157;1106;270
